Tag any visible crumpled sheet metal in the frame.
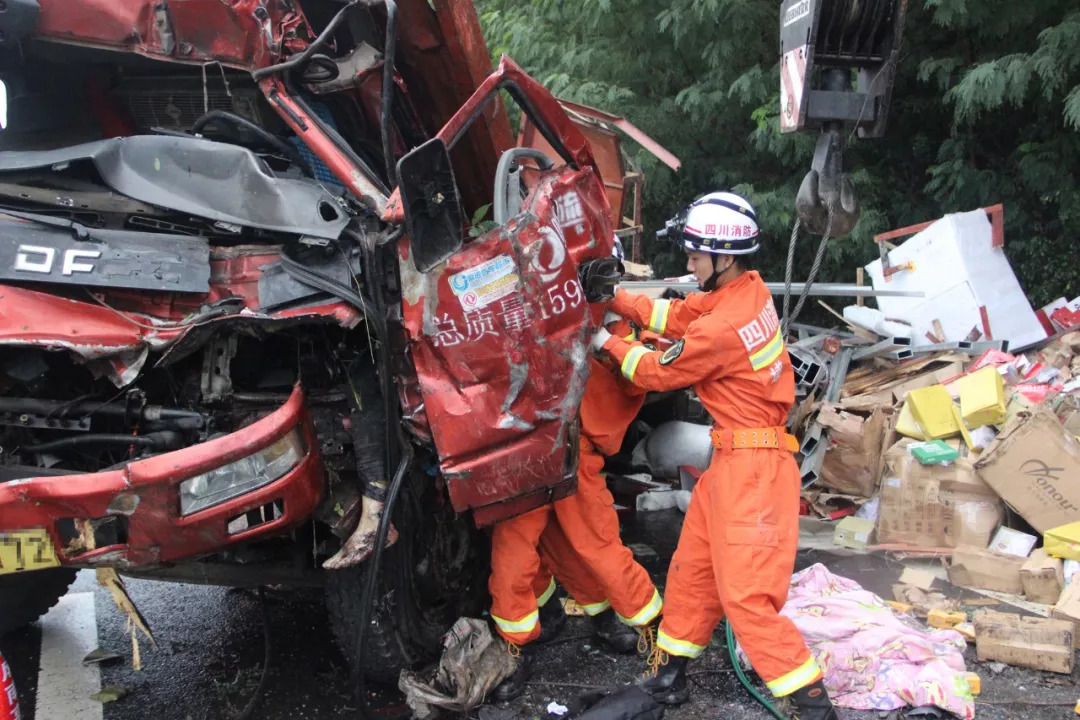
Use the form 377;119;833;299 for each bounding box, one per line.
780;564;974;718
398;618;516;719
33;0;309;71
0;136;351;240
398;165;614;524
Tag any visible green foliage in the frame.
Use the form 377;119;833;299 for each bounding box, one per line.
467;203;498;238
476;0;1080;307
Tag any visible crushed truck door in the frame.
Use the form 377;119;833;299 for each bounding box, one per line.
387;57;615;526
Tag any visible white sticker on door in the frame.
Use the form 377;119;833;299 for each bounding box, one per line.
448;254;519;312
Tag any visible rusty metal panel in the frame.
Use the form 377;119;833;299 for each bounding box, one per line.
398;164;614;525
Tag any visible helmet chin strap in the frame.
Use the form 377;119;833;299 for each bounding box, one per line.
701;254;735;292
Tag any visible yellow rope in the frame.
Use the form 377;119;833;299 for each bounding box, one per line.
636;624;656;655
507;641;522;659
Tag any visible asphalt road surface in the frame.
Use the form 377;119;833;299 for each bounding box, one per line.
3;510;1077;720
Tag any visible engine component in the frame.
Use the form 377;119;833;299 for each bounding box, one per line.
0;397;206;432
201;335;238;404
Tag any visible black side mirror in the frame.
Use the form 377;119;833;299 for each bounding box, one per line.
397;138;464;273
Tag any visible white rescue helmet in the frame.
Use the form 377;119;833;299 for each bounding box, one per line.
679;192;760;255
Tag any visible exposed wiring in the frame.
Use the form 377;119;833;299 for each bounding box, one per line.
82;290;204;332
353;435;414;720
251;2;359;81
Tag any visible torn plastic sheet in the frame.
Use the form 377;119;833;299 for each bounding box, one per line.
398;618;515;719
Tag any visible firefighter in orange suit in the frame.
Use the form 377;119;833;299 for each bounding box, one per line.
487;243;662;702
592;192;838;719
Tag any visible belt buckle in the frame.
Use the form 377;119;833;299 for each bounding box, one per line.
711;428;733;452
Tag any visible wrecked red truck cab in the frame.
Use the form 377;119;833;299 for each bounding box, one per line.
0;0;613;682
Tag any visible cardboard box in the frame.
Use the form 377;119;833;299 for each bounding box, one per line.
957;366;1007;428
877;440;1003;548
1052;577;1080;649
895;401;926;440
833;516;875;550
908;385;961;439
1045;521;1080;561
817;406;886;497
975;405;1080;533
973;609;1075;673
988;527;1038;557
910;439;959;465
948;545;1025;594
1022;548;1066;604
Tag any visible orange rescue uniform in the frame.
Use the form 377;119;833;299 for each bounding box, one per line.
489;321;662;644
600;272;822;698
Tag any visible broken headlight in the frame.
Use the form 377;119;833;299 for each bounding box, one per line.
179;429;306;516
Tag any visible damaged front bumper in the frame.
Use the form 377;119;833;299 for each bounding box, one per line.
0;385;324;569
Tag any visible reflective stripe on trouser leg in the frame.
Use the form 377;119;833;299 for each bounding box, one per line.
536;576;556;607
551;440;659;625
655;630;707;659
766;656;823;697
491;609;540;645
579;600;611;616
616;589;662;627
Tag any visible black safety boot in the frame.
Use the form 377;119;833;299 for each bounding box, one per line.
491;643;536;702
789;679;839;720
590;609;639;654
636;650;689;705
536;598;567;644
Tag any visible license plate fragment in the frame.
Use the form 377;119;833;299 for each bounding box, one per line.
0;529;60;574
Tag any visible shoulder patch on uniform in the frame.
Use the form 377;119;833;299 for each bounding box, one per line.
659;339;685;365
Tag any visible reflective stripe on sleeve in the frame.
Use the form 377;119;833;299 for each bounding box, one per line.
648;300;671;334
620;346;650;381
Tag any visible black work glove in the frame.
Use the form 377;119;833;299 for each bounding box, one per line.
660;287;686;300
578;257;624;303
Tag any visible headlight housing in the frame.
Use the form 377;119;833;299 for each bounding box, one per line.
179;429;306;516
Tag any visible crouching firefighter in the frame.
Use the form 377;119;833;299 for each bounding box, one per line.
591;193;838;720
486;241;662;702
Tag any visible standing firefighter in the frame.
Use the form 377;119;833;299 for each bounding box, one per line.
592;192;837;719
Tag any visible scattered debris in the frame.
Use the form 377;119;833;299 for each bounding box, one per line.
97;568;156;671
833;516;875;550
948;546;1026;594
398;618;516;719
972;610;1075;674
82;648;122;666
1021;549;1065;603
90;685;131;704
547;701;570;716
